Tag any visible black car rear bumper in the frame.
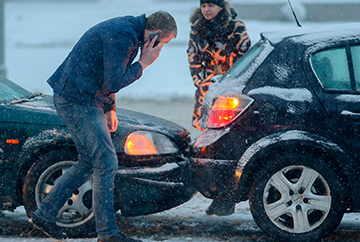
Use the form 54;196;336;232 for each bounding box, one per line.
190;157;240;201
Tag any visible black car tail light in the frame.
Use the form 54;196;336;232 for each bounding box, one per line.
6;139;20;144
207;94;254;128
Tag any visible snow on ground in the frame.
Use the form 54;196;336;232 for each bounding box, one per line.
2;192;257;242
3;192;360;242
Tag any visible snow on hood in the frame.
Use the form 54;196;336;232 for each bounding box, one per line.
116;108;187;135
13;95;56;113
14;103;55;112
22;128;71;150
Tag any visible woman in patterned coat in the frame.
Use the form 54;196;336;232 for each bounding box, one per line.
187;0;251;131
187;0;251;216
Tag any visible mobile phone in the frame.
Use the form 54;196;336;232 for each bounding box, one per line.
149;32;160;47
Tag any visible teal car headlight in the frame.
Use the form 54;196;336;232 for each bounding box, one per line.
124;131;179;155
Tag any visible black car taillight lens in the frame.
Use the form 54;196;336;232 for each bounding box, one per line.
207;94;254;128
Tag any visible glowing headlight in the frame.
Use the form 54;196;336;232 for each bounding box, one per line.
124;131;179;155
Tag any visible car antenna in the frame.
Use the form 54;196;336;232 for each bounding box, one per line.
288;0;302;27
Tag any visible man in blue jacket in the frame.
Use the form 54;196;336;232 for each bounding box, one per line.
29;11;177;242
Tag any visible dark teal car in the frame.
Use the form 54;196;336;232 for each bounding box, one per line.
0;75;196;238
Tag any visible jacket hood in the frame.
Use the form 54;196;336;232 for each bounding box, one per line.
190;1;235;23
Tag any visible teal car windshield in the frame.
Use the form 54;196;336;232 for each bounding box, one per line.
0;75;32;102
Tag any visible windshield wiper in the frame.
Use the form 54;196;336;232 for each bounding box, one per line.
10;92;45;104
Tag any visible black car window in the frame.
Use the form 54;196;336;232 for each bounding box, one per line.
351;45;360;90
312;47;351;91
0;75;31;102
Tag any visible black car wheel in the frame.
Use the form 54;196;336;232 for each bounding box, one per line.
249;152;345;242
23;149;96;238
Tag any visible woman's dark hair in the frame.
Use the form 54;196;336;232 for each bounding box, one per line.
146;11;178;38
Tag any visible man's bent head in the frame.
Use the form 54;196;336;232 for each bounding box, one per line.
145;11;177;39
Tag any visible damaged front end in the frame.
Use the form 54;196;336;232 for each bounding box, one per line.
114;156;197;216
110;108;197;216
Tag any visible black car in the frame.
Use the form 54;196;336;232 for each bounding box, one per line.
0;75;196;238
190;23;360;242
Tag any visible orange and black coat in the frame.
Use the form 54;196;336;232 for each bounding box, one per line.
187;2;251;130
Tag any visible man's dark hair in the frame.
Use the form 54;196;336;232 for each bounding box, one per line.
146;11;178;38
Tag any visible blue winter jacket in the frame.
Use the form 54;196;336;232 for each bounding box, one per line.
47;15;146;112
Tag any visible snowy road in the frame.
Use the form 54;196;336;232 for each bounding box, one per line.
2;193;360;242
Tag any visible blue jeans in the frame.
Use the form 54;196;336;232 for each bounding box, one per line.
34;93;120;239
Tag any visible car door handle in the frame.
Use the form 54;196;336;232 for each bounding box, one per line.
341;110;360;121
341;110;360;116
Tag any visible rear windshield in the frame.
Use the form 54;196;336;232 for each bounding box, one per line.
224;43;263;79
216;39;272;85
0;75;32;102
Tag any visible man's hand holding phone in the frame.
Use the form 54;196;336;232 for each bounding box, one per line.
138;32;162;70
149;32;160;47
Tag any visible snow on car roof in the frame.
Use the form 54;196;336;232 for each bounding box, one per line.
261;22;360;45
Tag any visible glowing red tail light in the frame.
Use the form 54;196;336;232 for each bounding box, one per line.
6;139;19;144
207;95;254;128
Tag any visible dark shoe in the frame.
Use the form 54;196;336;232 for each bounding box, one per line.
29;212;68;240
98;232;142;242
205;200;236;216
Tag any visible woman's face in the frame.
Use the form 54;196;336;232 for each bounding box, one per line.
201;3;223;21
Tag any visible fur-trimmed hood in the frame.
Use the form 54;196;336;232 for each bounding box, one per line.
190;1;236;23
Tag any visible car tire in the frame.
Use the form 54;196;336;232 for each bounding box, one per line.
23;149;97;238
249;152;345;242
